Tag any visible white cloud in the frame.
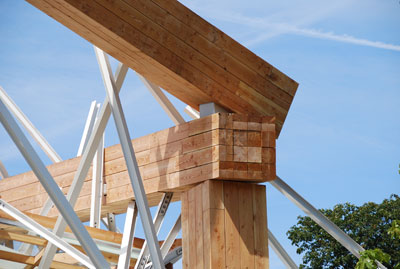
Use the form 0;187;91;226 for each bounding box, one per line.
245;23;400;52
182;1;400;52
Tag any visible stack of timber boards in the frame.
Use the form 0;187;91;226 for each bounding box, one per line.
0;113;275;220
26;0;298;136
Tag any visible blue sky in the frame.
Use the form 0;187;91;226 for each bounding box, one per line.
0;0;399;268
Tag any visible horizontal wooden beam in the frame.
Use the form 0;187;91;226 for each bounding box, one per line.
0;113;275;219
0;211;181;250
0;230;47;247
0;211;182;266
25;0;298;136
0;249;85;269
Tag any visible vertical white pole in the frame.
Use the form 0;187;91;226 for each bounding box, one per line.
90;104;104;228
117;201;138;269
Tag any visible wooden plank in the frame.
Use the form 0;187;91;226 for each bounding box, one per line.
238;183;255;268
209;208;226;268
181;191;190;269
188;187;197;267
252;185;269;268
223;182;241;269
149;0;298;96
0;231;47;246
195;184;204;269
0;250;85;268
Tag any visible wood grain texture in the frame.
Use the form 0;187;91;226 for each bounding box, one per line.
0;113;275;219
181;180;269;268
26;0;298;136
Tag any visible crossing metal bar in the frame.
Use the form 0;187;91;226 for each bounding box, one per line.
38;62;129;268
117;201;138;269
183;105;199;120
20;101;100;254
270;176;387;269
0;199;94;268
268;229;298;269
137;75;185;125
77;101;99;156
145;247;183;269
0;86;62;163
135;192;173;269
101;214;119;233
160;215;181;259
0;98;108;268
95;47;164;269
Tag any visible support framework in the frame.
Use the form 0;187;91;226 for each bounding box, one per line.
0;0;376;267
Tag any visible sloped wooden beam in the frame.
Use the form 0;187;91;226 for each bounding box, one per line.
25;0;298;136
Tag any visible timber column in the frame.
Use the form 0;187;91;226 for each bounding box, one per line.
181;111;275;268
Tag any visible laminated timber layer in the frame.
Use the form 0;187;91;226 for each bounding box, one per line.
26;0;298;136
0;113;276;221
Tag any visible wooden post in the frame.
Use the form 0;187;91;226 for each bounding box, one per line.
181;180;269;268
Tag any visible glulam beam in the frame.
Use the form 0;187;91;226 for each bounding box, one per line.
26;0;298;136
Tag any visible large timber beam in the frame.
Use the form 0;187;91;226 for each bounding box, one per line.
0;113;276;220
25;0;298;136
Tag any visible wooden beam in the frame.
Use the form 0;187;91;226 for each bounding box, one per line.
0;230;47;247
0;250;85;269
0;113;276;219
181;180;269;268
25;0;298;136
0;211;181;250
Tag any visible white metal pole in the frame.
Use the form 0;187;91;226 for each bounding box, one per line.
20;102;100;254
137;75;185;125
184;105;200;120
269;176;387;269
268;229;298;269
0;86;62;163
0;199;94;268
270;176;364;257
0;98;109;268
90;106;105;228
105;213;118;232
269;176;386;269
160;215;181;259
135;192;173;269
38;63;129;268
95;47;164;269
117;201;138;269
0;161;9;179
77;101;99;156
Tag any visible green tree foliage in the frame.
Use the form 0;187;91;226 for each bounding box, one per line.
287;194;400;268
355;249;390;269
388;220;400;240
